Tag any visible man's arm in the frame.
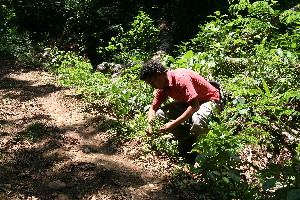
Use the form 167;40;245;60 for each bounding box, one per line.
162;98;200;132
148;104;159;124
146;104;160;134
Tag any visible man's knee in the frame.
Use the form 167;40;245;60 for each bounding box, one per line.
155;109;166;118
190;101;220;133
155;102;187;119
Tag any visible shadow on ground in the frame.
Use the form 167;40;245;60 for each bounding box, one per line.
0;77;64;101
0;119;177;199
0;141;145;199
0;57;178;200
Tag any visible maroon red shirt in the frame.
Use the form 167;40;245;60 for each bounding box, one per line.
152;68;220;107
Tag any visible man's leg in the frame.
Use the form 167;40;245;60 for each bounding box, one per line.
156;101;191;137
156;101;188;120
156;101;196;162
190;101;220;137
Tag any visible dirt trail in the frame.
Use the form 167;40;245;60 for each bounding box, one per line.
0;58;179;200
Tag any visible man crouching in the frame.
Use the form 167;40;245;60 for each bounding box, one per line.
139;61;221;140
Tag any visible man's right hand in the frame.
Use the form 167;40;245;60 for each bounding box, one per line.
145;125;153;136
146;104;158;136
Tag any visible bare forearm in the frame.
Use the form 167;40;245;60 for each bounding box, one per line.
147;104;158;124
147;110;155;124
169;106;195;127
146;105;159;134
162;98;200;132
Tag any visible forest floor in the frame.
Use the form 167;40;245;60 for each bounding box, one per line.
0;57;200;200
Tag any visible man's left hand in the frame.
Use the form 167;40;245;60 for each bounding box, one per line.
159;122;175;133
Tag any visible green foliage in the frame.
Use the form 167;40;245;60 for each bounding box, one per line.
101;65;153;121
165;1;300;198
144;116;179;157
45;48;153;126
190;119;259;198
61;0;139;53
43;48;112;96
189;76;299;198
162;50;215;78
280;9;300;24
178;1;300;78
0;3;39;64
0;4;15;33
17;123;49;142
258;158;300;200
229;0;277;19
98;11;159;63
0;28;35;63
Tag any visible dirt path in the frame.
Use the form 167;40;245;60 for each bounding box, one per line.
0;58;179;200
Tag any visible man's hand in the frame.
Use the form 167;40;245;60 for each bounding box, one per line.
159;122;175;133
146;115;154;136
145;125;153;136
146;104;159;136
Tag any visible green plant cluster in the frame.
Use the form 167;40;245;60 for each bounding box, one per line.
2;0;231;66
144;116;179;157
98;11;159;64
17;123;49;142
43;46;154;142
0;4;33;63
164;1;300;199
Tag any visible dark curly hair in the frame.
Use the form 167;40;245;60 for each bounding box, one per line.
139;62;167;80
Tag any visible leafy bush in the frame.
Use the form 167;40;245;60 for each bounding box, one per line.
0;4;38;64
44;47;152;137
143;116;179;157
98;11;159;63
162;1;300;199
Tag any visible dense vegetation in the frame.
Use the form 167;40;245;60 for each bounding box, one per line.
1;0;299;199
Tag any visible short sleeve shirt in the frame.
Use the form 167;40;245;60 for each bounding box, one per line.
152;68;220;107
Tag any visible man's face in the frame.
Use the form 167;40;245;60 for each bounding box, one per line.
144;72;166;89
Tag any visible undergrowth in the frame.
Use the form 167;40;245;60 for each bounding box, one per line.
4;1;300;199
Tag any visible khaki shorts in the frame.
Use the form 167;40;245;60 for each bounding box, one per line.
156;100;220;132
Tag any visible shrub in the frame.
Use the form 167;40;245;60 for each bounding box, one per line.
98;11;159;64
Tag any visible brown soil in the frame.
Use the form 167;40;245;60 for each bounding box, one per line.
0;58;185;200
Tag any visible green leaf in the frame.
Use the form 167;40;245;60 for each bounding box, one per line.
212;171;221;176
195;152;210;162
112;85;120;93
291;43;297;48
239;109;248;114
232;98;246;106
222;177;230;183
262;178;277;191
208;171;216;181
229;169;242;182
262;79;271;98
227;151;241;162
228;112;239;127
184;50;194;59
